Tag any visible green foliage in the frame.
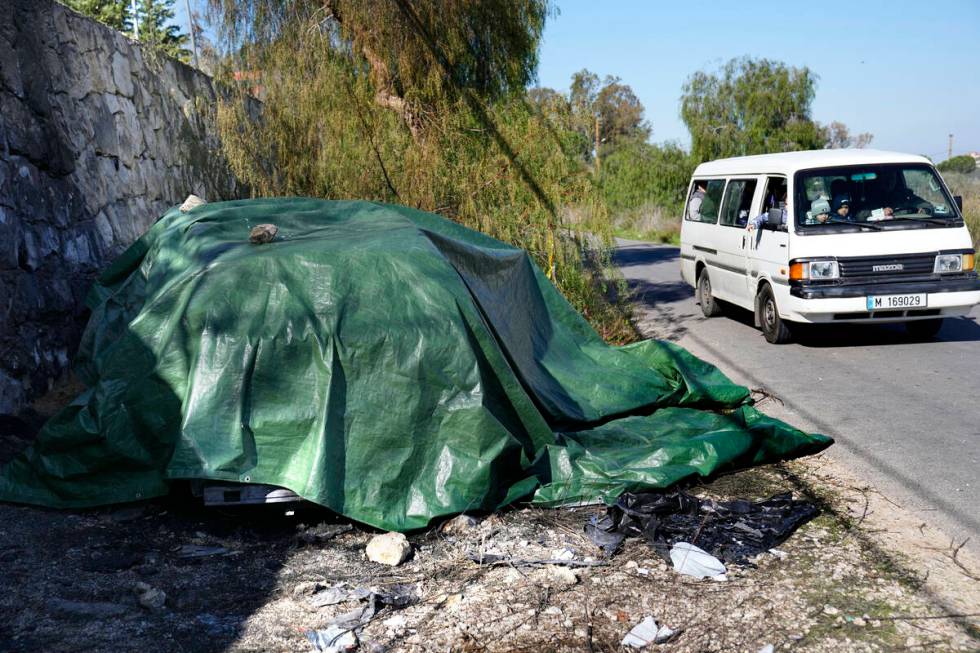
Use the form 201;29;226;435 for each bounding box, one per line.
599;141;693;214
681;57;826;162
63;0;130;31
211;1;637;342
943;172;980;258
937;155;977;175
137;0;191;62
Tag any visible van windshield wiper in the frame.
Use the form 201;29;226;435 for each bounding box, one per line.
887;215;957;226
827;217;883;231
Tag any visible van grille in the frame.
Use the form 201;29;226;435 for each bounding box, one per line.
837;253;935;279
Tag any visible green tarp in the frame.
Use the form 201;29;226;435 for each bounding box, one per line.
0;199;832;530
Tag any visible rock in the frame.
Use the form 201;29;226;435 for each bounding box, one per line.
440;514;480;535
823;605;840;616
292;580;326;597
179;194;207;212
853;617;867;627
545;565;578;587
383;615;407;629
249;223;278;244
366;532;411;566
134;581;166;611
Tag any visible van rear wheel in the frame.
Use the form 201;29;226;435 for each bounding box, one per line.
697;270;723;317
906;318;943;339
758;284;793;344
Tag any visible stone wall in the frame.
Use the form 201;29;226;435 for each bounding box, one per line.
0;0;245;415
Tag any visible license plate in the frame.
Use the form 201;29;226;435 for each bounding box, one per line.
866;293;927;310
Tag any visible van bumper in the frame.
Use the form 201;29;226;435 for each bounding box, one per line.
778;275;980;323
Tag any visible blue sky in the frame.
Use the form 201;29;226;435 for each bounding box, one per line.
535;0;980;159
177;0;979;160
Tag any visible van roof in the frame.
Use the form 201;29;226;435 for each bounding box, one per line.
693;149;932;177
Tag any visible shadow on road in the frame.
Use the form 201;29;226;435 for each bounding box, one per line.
612;245;680;269
790;317;980;348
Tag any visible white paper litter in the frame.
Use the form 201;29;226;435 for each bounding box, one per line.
669;542;727;579
621;616;675;648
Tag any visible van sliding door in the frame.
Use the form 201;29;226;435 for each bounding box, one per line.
713;178;758;308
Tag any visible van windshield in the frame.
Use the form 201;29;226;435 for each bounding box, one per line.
795;164;961;229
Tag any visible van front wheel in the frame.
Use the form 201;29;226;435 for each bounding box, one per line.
697;270;723;317
758;284;793;344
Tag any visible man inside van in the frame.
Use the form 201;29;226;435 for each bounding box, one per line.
747;188;788;231
687;181;707;221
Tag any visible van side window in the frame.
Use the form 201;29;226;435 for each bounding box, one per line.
685;179;725;223
719;179;758;227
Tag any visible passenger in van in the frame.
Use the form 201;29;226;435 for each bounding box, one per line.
808;198;832;224
687;181;707;221
747;189;788;231
832;194;852;221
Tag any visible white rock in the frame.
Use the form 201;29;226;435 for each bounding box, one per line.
366;532;411;566
545;565;578;587
758;645;775;653
823;605;840;616
179;194;206;212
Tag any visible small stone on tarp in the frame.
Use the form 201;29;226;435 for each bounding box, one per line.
249;223;278;244
179;195;206;212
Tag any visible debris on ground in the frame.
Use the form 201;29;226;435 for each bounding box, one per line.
306;626;357;652
669;542;727;580
176;544;230;558
439;514;480;535
622;615;674;647
134;581;166;611
587;490;818;563
365;532;411;566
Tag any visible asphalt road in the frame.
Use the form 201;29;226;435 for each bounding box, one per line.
614;238;980;552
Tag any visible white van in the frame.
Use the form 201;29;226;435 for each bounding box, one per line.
679;150;980;343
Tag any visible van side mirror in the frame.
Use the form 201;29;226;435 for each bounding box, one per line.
954;195;963;211
766;208;783;228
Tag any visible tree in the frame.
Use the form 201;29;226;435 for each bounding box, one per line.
680;57;825;163
213;0;548;140
823;121;873;149
567;69;650;161
937;155;977;175
137;0;191;62
63;0;131;31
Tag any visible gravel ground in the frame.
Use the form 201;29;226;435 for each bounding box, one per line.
1;452;977;652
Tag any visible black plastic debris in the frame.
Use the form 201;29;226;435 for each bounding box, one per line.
586;490;818;564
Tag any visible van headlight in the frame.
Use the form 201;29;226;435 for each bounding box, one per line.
790;259;839;280
934;253;966;273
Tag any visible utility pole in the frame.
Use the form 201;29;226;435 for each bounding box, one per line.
131;0;139;40
594;114;601;172
185;0;199;69
947;133;954;160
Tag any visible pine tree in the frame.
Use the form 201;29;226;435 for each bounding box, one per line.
63;0;131;32
136;0;191;63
